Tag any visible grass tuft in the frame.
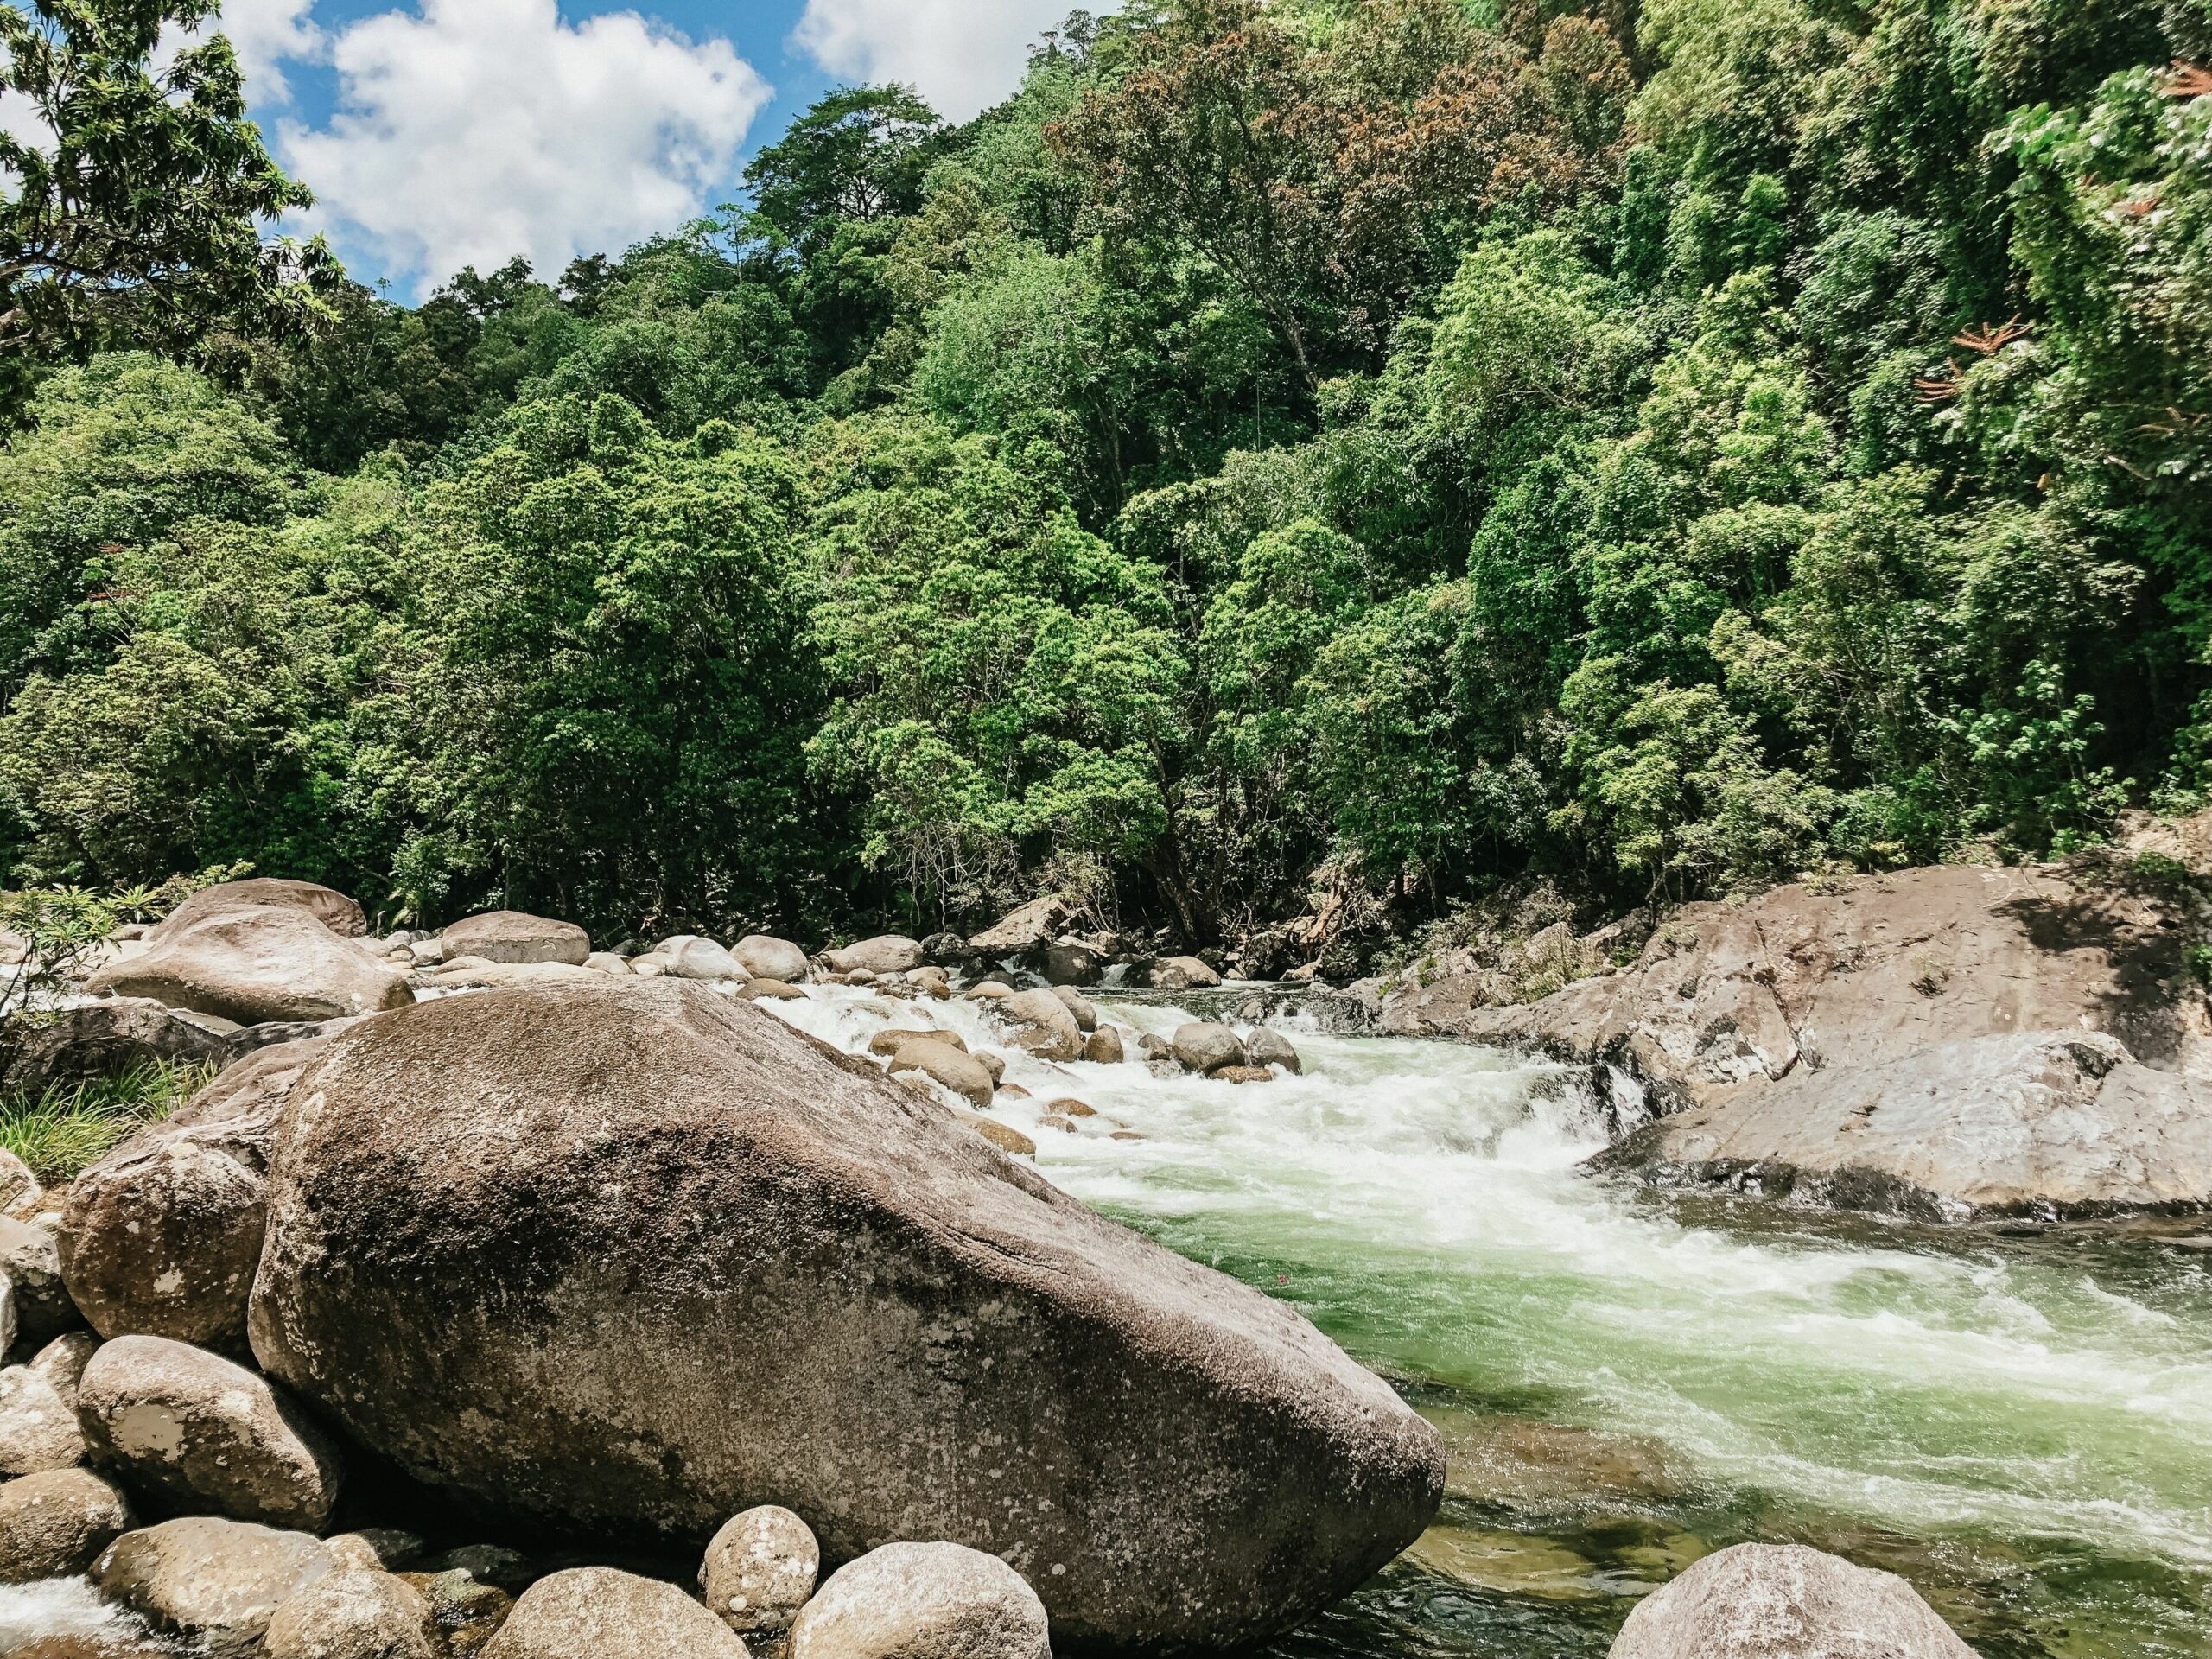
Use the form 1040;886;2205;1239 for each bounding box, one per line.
0;1058;213;1184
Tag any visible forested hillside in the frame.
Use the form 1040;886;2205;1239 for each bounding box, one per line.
4;0;2210;963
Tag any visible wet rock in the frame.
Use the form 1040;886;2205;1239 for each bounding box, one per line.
737;979;809;1002
734;936;811;984
1046;1099;1096;1118
248;981;1443;1652
77;1336;344;1532
154;881;366;943
1151;957;1222;992
968;898;1072;958
263;1570;442;1659
1136;1033;1173;1062
1172;1023;1246;1076
1213;1066;1274;1084
1590;1031;2212;1221
396;1568;512;1656
1386;864;2212;1110
790;1541;1048;1659
481;1565;747;1659
1082;1028;1124;1065
889;1042;995;1110
324;1529;423;1573
441;912;590;968
825;937;926;977
996;989;1082;1061
1243;1029;1302;1074
0;1468;134;1581
870;1027;964;1056
94;1516;334;1653
963;982;1014;1001
954;1111;1039;1156
1608;1541;1976;1658
654;937;748;982
89;901;411;1027
1043;943;1102;987
0;1215;76;1343
701;1504;819;1633
1038;1115;1078;1134
1050;987;1098;1033
0;1365;86;1474
0;1000;232;1102
61;1039;326;1349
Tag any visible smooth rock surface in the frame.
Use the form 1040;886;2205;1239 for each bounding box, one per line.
440;912;590;968
823;936;926;976
1151;957;1221;992
995;989;1082;1062
0;1000;232;1103
1608;1542;1976;1658
1590;1031;2212;1219
888;1041;995;1109
968;898;1071;957
1050;987;1098;1033
1243;1029;1302;1074
480;1566;747;1659
61;1040;326;1348
1171;1024;1245;1076
29;1332;99;1407
0;1467;134;1581
656;937;749;982
701;1504;818;1633
89;903;411;1027
263;1570;442;1659
733;936;810;984
1082;1028;1124;1065
248;981;1443;1652
94;1516;334;1653
1387;863;2211;1109
154;882;366;943
790;1541;1048;1659
77;1337;344;1531
0;1365;86;1474
0;1215;76;1343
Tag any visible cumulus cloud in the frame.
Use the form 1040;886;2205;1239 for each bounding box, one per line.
793;0;1111;122
279;0;771;290
211;0;322;101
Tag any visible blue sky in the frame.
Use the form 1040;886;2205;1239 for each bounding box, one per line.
219;0;1094;299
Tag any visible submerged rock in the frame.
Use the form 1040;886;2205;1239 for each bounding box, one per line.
1243;1029;1302;1074
1589;1031;2212;1220
248;980;1443;1653
791;1542;1047;1659
1608;1542;1975;1658
481;1566;747;1659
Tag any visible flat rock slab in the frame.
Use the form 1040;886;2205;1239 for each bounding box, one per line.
248;981;1442;1653
1589;1031;2212;1220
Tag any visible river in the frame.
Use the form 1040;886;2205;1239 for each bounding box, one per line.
785;983;2212;1659
8;981;2209;1656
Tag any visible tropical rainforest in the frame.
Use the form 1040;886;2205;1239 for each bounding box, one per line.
3;0;2211;964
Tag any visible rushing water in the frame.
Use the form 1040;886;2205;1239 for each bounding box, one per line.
780;984;2212;1659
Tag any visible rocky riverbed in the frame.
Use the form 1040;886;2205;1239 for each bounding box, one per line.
6;869;2211;1656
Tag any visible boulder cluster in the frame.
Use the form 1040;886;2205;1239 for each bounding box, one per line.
0;881;1433;1656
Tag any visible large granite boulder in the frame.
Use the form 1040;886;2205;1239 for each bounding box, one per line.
94;1516;335;1652
89;901;411;1027
441;912;591;968
734;936;811;984
1590;1031;2212;1221
61;1040;326;1349
248;982;1442;1653
994;990;1082;1062
1384;863;2211;1111
154;881;366;943
0;1000;232;1101
968;898;1071;959
77;1337;345;1532
1608;1543;1975;1658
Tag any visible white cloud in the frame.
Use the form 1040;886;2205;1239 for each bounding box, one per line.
279;0;771;290
793;0;1110;122
214;0;323;101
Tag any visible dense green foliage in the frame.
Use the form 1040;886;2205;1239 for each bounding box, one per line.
4;0;2211;955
